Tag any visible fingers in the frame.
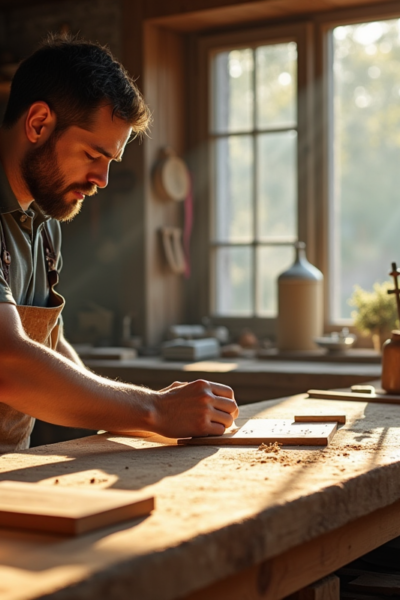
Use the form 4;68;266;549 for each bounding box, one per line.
206;421;226;436
153;378;238;439
190;380;239;420
213;395;239;418
209;406;235;429
207;381;235;400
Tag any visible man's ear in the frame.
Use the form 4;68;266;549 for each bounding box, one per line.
25;102;56;145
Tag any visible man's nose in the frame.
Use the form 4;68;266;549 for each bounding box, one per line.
88;164;110;189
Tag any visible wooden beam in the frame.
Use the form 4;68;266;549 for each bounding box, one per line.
144;0;397;32
293;575;340;600
183;499;400;600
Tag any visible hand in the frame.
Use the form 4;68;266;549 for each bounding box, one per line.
152;379;239;439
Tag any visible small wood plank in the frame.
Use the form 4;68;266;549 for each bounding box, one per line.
294;414;346;424
348;573;400;595
307;389;400;405
0;481;154;536
289;574;340;600
178;419;337;446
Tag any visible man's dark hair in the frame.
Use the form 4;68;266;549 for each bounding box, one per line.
2;34;150;135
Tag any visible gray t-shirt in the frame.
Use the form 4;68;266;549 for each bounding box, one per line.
0;163;62;308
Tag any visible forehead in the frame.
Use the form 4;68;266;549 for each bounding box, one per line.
67;104;132;156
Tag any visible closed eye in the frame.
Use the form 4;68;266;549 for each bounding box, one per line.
85;151;99;161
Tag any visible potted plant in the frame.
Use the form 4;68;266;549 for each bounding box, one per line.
349;282;398;352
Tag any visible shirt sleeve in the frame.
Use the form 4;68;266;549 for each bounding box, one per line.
0;268;16;305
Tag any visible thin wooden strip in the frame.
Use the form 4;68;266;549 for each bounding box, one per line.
294;415;346;424
307;389;400;405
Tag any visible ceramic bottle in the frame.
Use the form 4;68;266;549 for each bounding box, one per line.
381;330;400;393
277;242;323;351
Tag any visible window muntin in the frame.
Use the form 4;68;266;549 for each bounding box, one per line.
211;41;298;317
330;18;400;320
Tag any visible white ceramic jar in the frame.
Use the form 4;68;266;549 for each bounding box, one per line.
277;242;323;351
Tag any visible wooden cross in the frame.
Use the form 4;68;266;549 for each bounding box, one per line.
388;262;400;322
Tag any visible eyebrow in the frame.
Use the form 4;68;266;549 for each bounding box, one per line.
91;144;123;162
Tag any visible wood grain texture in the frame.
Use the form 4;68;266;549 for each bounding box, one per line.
143;23;186;345
178;419;338;446
0;394;400;600
145;0;395;31
290;574;340;600
294;414;346;424
184;500;400;600
0;481;154;535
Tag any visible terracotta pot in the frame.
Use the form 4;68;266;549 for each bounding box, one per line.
371;331;391;353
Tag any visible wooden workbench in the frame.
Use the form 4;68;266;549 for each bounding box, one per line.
32;356;382;446
1;392;400;600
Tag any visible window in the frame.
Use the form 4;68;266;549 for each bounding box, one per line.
194;8;400;333
210;41;298;317
330;17;400;320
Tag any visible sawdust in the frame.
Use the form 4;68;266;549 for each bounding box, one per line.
258;442;281;454
230;439;369;468
343;444;363;450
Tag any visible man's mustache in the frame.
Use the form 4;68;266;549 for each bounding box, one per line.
64;182;98;196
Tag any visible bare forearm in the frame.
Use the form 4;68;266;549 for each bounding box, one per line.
56;335;85;368
1;337;156;432
0;303;238;439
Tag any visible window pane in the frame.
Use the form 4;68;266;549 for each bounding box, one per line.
214;136;253;242
256;42;297;129
332;19;400;319
257;246;293;315
257;131;297;240
214;247;252;315
212;48;254;133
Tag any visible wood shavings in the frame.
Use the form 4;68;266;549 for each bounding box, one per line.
258;442;281;454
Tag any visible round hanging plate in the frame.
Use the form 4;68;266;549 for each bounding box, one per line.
154;153;190;202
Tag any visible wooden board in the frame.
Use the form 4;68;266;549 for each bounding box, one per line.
307;389;400;405
178;419;338;446
294;414;346;424
0;481;154;536
292;574;340;600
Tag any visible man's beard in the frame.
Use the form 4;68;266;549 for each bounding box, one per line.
20;133;97;222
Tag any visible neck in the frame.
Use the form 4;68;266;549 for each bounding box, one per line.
0;127;34;211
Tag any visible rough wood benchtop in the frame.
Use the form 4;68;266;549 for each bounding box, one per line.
0;393;399;600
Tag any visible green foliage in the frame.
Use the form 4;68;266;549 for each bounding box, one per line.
334;20;400;317
349;281;398;335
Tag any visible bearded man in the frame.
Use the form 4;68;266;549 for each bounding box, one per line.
0;35;238;453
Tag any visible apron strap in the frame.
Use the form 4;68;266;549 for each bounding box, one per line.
0;216;58;286
0;216;11;285
41;224;58;273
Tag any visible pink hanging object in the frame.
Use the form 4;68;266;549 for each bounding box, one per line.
183;175;193;279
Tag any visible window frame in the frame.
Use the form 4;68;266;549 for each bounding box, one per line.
188;2;400;338
193;22;314;338
315;2;400;331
